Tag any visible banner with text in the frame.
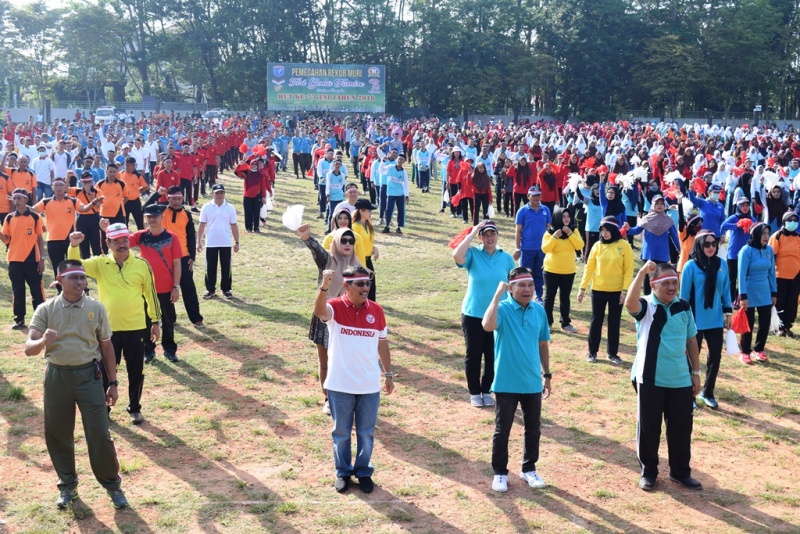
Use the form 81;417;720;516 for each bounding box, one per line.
267;63;385;113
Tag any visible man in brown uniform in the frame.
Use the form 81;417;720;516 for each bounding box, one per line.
25;259;129;509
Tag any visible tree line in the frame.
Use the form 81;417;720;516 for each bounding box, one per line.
0;0;798;121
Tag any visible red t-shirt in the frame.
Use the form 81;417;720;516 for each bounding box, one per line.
129;229;183;293
155;170;181;202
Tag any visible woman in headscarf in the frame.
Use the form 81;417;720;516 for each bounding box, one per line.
298;224;364;415
765;185;788;234
542;206;584;332
323;203;367;267
578;181;602;261
720;198;757;302
600;173;627;228
471;160;492;225
626;195;680;294
768;212;800;338
679;230;732;410
537;162;561;212
676;207;703;274
578;216;634;364
507;155;534;214
457;156;475;225
737;222;777;365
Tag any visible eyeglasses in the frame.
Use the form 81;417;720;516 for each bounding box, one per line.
350;281;372;287
703;241;718;248
340;238;355;245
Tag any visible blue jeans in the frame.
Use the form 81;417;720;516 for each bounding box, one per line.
37;183;53;200
519;249;545;300
385;195;406;228
328;390;380;478
327;199;341;228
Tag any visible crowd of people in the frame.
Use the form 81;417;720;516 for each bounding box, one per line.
2;110;800;505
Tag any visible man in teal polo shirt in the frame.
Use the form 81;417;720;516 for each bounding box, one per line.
625;261;702;492
482;267;552;493
453;220;515;407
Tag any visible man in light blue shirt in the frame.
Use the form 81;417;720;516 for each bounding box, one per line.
380;155;409;234
482;267;551;493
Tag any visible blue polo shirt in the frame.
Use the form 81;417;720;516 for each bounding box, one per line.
457;245;516;318
491;296;551;394
688;192;725;236
630;294;697;388
515;203;551;251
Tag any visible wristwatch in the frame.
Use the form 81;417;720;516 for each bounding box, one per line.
543;373;552;379
108;380;119;386
691;370;701;376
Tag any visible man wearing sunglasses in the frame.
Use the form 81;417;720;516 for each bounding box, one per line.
314;265;394;495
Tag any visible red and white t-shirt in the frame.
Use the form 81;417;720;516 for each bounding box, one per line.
324;295;387;394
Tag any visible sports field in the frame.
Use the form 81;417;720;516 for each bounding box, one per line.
0;167;798;532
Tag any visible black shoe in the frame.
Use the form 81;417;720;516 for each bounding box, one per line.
587;352;597;363
607;354;623;365
382;227;390;234
203;291;216;299
144;350;156;364
56;487;78;508
11;321;26;330
223;291;233;299
358;476;375;493
164;351;179;363
395;227;402;234
639;476;656;491
669;475;702;490
191;207;200;213
334;476;351;493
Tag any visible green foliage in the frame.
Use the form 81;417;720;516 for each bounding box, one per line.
0;0;798;117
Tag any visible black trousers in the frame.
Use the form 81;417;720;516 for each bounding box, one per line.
514;192;527;215
125;199;144;230
9;261;44;323
636;382;694;480
205;246;232;292
588;290;622;356
146;292;177;354
365;256;376;302
473;193;490;224
108;329;147;414
741;305;771;353
776;274;800;330
243;195;262;231
727;258;738;303
449;184;460;215
293;153;302;176
460;197;473;223
462;314;494;395
696;327;723;399
47;238;70;279
543;271;575;327
627;215;637;246
584;231;598;260
179;179;193;207
300;153;312;176
76;214;102;258
492;392;542;475
179;256;203;324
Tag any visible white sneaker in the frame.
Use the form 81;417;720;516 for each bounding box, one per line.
520;471;546;488
470;394;484;407
492;475;508;493
322;400;331;415
482;393;495;407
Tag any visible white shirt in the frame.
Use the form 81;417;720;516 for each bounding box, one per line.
51;151;71;179
130;146;148;171
199;200;238;247
31;156;55;185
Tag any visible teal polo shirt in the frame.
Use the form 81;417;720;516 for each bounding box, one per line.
457;245;516;318
491;296;551;394
630;294;698;388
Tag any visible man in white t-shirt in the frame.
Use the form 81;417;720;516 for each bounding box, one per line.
196;183;239;299
31;145;56;199
313;265;394;495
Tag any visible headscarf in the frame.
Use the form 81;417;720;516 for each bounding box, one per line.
688;231;720;310
604;185;625;219
683;214;703;241
514;158;533;188
780;211;799;237
766;185;787;225
324;228;362;297
747;222;768;249
599;216;622;243
471;164;492;194
550;206;574;239
639;198;674;236
736;172;753;201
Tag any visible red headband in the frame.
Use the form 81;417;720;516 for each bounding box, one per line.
509;273;534;284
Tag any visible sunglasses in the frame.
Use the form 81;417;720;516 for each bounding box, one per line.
703;241;718;248
350;280;372;287
340;237;355;245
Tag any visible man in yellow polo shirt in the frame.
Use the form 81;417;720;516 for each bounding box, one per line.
67;223;160;425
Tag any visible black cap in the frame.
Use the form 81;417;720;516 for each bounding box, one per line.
143;204;166;216
354;199;377;211
211;184;225;192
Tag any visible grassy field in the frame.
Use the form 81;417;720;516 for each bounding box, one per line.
0;165;798;533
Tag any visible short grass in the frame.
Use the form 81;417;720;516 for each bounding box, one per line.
0;164;799;532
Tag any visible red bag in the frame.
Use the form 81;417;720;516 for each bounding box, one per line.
731;307;751;334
